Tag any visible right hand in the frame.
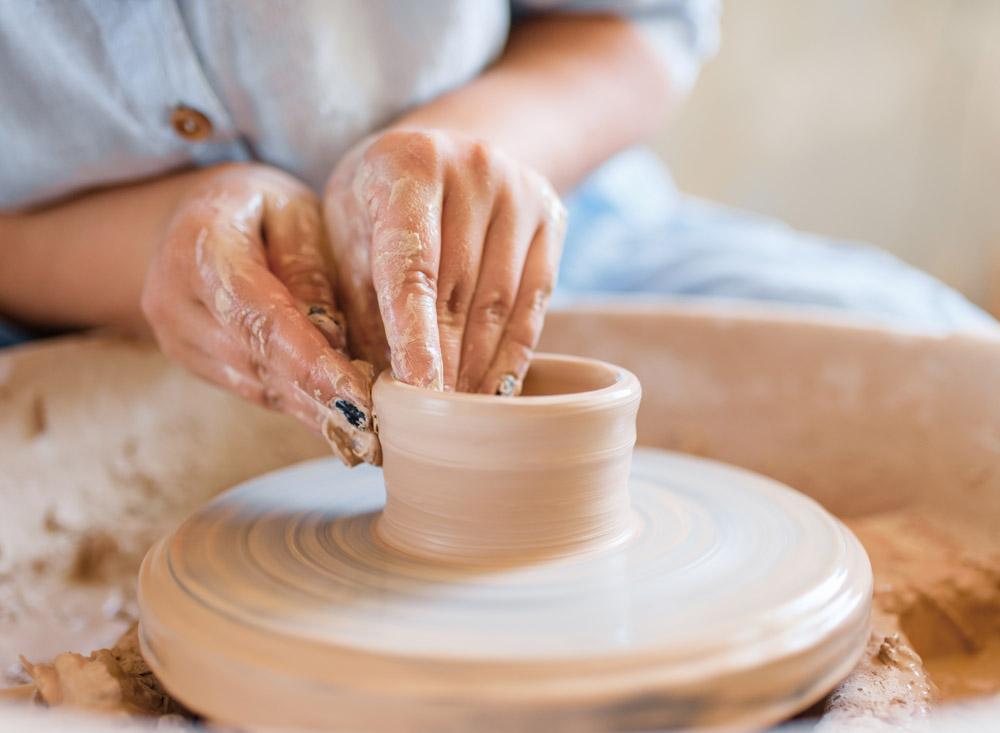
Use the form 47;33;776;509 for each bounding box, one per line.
323;128;566;395
141;163;380;466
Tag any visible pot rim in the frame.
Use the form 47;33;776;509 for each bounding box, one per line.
373;353;641;414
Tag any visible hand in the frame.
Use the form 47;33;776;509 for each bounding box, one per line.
323;128;566;394
142;163;380;465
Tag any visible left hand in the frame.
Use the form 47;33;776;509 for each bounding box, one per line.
142;163;380;466
323;128;567;394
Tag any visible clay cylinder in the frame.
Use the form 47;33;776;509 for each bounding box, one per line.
372;354;641;564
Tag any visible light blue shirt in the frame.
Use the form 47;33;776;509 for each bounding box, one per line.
2;0;990;342
0;0;719;209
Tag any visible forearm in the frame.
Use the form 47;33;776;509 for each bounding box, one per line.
393;14;673;192
0;166;220;333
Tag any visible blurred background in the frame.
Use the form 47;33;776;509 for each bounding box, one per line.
654;0;1000;316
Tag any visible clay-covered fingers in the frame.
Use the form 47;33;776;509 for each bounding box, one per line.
197;227;376;433
323;129;567;395
454;189;535;394
143;292;263;399
156;284;368;447
162;309;268;407
454;168;567;396
435;173;491;390
261;189;347;352
322;156;391;375
477;214;563;395
367;174;445;389
144;164;381;466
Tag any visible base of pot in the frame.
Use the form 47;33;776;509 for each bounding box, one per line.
138;448;871;731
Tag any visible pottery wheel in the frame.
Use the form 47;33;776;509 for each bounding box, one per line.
138;448;871;731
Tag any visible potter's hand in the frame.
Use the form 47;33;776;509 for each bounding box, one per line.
323;129;566;394
142;163;380;466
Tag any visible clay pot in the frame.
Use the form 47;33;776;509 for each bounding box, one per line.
372;353;642;564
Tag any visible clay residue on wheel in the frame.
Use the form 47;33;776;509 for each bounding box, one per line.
816;609;933;731
847;509;1000;703
19;624;188;720
807;507;1000;730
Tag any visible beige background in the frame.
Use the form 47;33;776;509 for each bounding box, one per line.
655;0;1000;314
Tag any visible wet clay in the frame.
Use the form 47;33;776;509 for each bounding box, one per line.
137;355;872;731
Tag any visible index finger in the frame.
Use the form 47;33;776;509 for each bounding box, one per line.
368;176;444;389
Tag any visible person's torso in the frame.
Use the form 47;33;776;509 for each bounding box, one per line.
0;0;510;208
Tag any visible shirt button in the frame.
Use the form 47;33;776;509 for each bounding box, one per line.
170;105;213;141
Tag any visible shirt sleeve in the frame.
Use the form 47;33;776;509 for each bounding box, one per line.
510;0;720;95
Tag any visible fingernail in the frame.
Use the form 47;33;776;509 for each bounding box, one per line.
333;399;368;429
308;305;347;349
495;373;518;397
308;304;345;330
